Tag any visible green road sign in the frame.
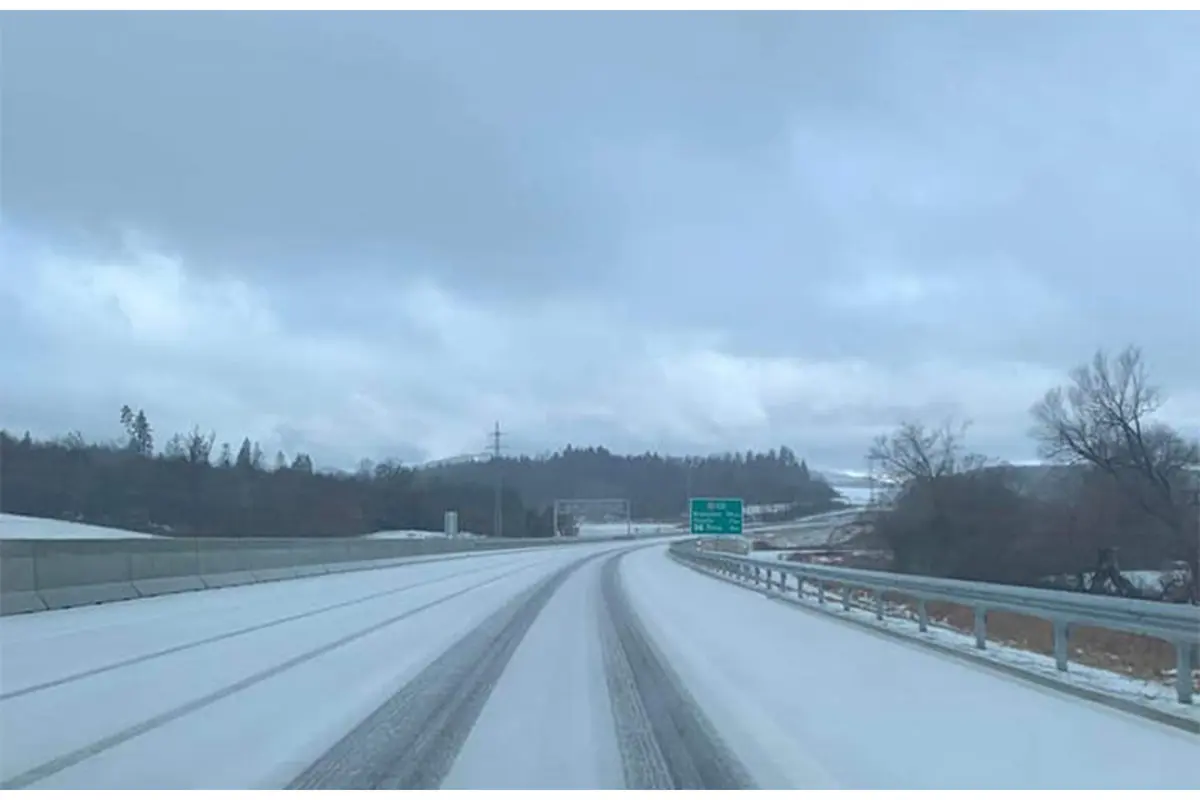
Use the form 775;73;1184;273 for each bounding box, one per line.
689;497;744;535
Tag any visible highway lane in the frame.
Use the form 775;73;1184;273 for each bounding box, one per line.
1;541;1195;790
620;547;1199;790
0;545;601;788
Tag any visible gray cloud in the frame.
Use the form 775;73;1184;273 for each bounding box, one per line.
2;12;1197;470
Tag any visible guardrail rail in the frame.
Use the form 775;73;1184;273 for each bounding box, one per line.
670;539;1200;705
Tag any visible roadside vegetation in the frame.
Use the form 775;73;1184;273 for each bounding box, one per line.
867;345;1198;605
1;415;838;539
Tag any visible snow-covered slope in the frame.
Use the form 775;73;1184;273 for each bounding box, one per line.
364;530;483;540
0;514;157;540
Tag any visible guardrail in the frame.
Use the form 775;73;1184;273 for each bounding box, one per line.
669;539;1200;705
0;532;670;617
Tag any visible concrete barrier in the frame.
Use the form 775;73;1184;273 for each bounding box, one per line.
130;539;206;598
196;541;259;589
0;540;45;614
32;540;141;610
0;530;681;616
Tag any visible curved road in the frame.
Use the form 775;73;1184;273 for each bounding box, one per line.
0;541;1195;790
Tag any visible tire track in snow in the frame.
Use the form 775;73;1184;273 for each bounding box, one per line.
599;550;754;789
288;548;608;790
0;560;542;790
0;555;533;702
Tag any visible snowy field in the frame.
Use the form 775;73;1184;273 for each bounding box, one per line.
832;485;873;506
1;514;477;542
1;541;1194;790
0;514;678;543
365;529;483;540
0;514;157;540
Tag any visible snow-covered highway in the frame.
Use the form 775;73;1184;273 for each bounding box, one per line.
1;541;1195;790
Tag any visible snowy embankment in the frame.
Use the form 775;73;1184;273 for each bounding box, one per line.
833;485;874;506
0;514;157;540
574;522;680;538
0;514;682;544
0;514;471;542
368;522;680;541
364;530;483;540
688;556;1199;730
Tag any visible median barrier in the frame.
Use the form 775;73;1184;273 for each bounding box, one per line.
249;543;305;583
196;540;260;589
0;540;45;614
33;540;141;610
130;538;205;597
0;530;682;616
291;544;333;578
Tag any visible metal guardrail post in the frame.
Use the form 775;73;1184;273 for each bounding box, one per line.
917;599;929;632
974;607;987;650
874;590;884;621
1176;642;1194;704
841;585;851;611
1053;621;1070;671
817;581;825;604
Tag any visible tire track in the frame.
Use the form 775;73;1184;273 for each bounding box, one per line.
0;554;538;703
288;548;609;790
599;550;754;789
0;559;543;790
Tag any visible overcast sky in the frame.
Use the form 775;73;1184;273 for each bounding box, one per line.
2;12;1197;472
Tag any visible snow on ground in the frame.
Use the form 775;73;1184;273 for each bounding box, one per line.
751;527;841;549
2;538;1194;790
0;514;481;542
744;503;792;516
0;514;156;540
623;547;1199;789
575;522;678;538
817;589;1199;724
442;553;624;789
832;485;873;506
0;543;628;789
747;508;863;533
680;553;1200;730
364;529;483;540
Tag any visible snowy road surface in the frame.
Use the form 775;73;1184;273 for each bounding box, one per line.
1;542;1195;790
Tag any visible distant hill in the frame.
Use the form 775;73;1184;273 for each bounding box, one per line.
422;445;841;520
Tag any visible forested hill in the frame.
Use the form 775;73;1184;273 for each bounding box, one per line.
423;445;840;520
1;408;840;538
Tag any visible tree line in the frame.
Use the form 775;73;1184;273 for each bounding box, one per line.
425;444;840;521
0;408;840;538
868;346;1199;601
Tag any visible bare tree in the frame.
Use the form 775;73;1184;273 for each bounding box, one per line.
1030;346;1198;531
1031;346;1199;596
865;419;1028;580
867;418;987;490
184;427;216;466
163;434;187;460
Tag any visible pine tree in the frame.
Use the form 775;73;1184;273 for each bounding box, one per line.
235;438;253;469
130;410;153;456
